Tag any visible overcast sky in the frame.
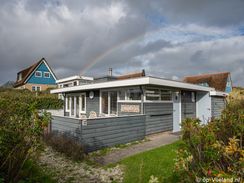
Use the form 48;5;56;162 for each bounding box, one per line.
0;0;244;86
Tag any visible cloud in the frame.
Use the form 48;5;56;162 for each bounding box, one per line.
0;0;243;87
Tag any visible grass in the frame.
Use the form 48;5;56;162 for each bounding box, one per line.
118;140;182;183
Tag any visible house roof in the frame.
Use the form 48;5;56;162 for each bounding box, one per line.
183;72;230;92
14;58;57;87
117;70;145;80
50;76;215;94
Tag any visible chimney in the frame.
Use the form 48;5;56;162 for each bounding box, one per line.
108;68;112;77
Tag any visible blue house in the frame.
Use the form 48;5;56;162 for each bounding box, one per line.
14;58;57;91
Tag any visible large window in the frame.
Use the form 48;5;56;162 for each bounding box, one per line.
119;88;142;101
101;91;118;115
66;93;86;117
145;88;172;101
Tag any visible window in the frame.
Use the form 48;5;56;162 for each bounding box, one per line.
17;73;22;81
80;94;86;113
118;90;126;100
118;88;142;101
35;71;42;77
66;97;70;111
101;91;118;115
145;89;160;101
145;88;172;101
101;92;109;114
32;86;41;91
126;89;141;100
44;72;50;78
160;90;172;101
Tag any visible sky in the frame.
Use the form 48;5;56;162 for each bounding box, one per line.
0;0;244;86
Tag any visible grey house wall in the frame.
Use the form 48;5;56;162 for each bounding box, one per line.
211;96;226;118
144;103;173;135
51;115;146;152
86;90;100;117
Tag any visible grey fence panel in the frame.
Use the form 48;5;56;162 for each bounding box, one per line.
211;97;226;118
144;103;173;135
81;115;146;151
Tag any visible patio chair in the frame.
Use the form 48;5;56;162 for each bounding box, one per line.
89;111;97;118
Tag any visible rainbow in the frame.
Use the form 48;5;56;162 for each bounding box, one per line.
79;28;162;75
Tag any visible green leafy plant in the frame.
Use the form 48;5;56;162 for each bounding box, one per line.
174;99;244;182
0;96;51;182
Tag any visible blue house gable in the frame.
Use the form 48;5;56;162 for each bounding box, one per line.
26;62;56;85
225;75;232;93
14;58;57;91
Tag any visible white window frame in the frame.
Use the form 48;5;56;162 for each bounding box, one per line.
100;90;119;116
65;96;71;112
117;87;142;103
66;93;86;117
35;71;42;77
144;87;173;103
44;72;50;78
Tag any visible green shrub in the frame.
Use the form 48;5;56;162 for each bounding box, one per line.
0;97;51;182
44;133;85;161
0;88;63;110
175;99;244;182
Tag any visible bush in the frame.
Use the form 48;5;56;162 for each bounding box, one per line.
44;133;85;161
174;99;244;182
0;88;63;110
0;97;51;182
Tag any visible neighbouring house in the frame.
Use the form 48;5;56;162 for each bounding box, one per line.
56;75;94;99
14;58;57;91
49;70;228;152
183;72;232;93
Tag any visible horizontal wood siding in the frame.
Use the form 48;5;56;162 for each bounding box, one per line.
51;116;81;140
144;103;173;135
211;97;226;118
81;115;146;151
51;115;146;152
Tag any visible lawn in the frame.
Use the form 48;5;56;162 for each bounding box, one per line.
118;140;182;183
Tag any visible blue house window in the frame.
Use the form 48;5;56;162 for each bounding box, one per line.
44;72;50;78
35;71;42;77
